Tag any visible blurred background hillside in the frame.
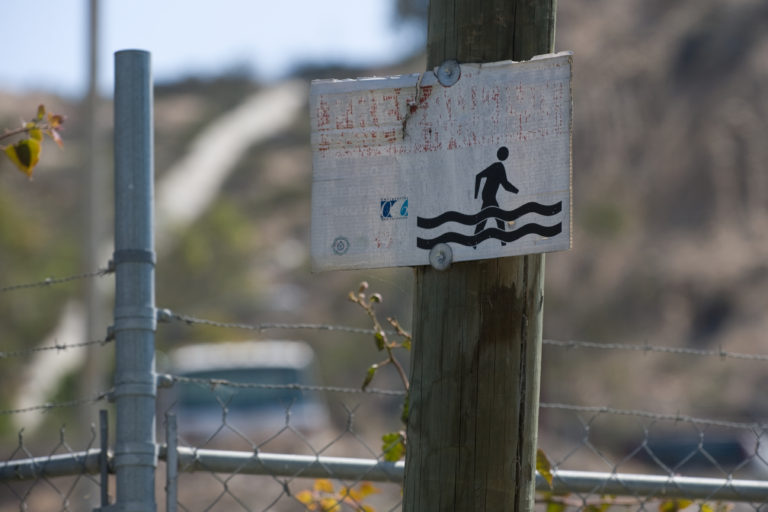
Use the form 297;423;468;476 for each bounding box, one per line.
1;0;768;452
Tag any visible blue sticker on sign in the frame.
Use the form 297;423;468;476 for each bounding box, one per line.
380;197;408;220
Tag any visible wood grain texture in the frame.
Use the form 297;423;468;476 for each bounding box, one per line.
405;258;544;510
427;0;557;66
404;0;556;510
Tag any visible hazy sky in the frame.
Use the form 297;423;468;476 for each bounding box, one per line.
0;0;424;98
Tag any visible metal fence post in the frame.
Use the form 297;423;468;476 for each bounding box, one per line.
99;409;110;508
165;412;178;512
112;49;157;512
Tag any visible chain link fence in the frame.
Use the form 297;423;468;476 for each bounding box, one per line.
2;274;768;510
3;333;767;511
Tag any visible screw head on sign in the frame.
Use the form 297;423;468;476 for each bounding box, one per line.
429;243;453;271
332;236;350;255
436;60;461;87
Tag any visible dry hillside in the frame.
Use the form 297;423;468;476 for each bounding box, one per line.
0;0;767;442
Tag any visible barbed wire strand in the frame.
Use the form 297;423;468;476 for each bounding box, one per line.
170;375;406;397
167;312;393;336
540;402;767;431
166;310;768;364
0;336;113;361
544;339;768;362
0;390;112;416
0;268;113;294
168;375;761;430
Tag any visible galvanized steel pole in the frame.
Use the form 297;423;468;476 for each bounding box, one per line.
112;49;157;512
165;413;178;512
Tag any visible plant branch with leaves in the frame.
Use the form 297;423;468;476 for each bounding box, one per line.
296;479;380;512
1;105;64;178
348;281;411;393
349;281;412;463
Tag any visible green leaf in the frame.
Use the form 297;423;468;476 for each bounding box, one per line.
362;365;378;390
546;501;566;512
401;337;412;350
381;432;405;461
400;393;410;425
374;330;386;350
536;449;554;489
369;293;382;303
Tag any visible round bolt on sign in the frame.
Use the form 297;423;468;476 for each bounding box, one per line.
332;236;350;255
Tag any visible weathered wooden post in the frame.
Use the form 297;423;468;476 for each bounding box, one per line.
404;1;558;510
307;1;567;509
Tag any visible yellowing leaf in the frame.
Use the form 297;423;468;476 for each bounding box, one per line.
296;490;315;505
319;497;341;512
46;112;65;147
659;499;694;512
314;479;335;494
339;482;380;509
357;482;379;498
48;113;64;129
536;449;554;489
36;104;46;121
5;138;41;177
28;128;43;141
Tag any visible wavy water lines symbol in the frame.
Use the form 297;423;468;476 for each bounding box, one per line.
417;223;562;250
417;201;562;229
416;201;563;250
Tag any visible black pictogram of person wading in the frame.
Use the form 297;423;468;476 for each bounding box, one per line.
415;145;563;251
474;146;517;247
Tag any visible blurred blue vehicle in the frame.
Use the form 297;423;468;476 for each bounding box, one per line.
161;340;331;442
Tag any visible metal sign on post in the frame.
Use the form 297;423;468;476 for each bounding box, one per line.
310;51;572;271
